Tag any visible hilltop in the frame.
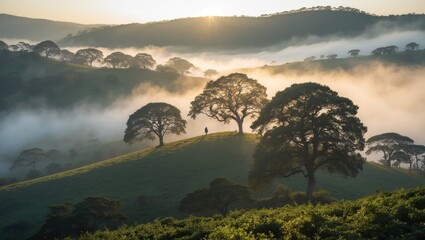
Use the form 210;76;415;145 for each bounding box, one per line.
59;9;425;50
0;132;424;237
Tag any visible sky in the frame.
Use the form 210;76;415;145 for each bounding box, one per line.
1;0;425;24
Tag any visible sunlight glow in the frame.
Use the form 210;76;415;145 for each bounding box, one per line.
200;7;223;17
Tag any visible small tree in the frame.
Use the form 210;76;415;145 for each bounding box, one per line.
73;48;103;66
104;51;133;68
179;178;251;216
348;49;360;57
366;133;414;168
204;69;219;79
131;53;156;69
400;144;425;173
189;73;268;135
405;42;419;51
250;82;367;199
164;57;196;74
10;148;45;171
326;54;338;59
124;102;186;147
33;40;61;59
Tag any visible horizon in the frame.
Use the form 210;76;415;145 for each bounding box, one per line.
1;0;425;25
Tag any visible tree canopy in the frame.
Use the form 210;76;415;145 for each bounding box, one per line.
104;51;133;68
405;42;420;51
189;73;268;134
179;178;251;216
73;48;103;66
10;148;45;170
124;102;187;147
33;40;61;59
250;82;367;199
366;132;414;168
164;57;196;74
0;40;8;50
131;53;156;69
348;49;360;57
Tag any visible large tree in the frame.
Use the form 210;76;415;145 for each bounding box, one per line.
131;53;156;69
124;102;186;147
189;73;268;135
405;42;420;51
397;144;425;173
348;49;360;57
73;48;103;66
10;148;45;171
365;132;414;168
250;82;367;199
104;51;133;68
33;40;61;59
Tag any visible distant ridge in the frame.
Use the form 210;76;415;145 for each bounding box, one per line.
0;13;103;41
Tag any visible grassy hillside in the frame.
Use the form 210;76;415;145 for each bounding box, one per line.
0;14;101;41
0;51;205;111
0;132;424;236
59;9;425;50
80;186;425;239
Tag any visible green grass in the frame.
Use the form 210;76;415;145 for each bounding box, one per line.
0;132;424;237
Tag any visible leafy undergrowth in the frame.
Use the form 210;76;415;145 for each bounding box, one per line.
78;187;425;240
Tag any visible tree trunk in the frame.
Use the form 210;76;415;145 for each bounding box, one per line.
409;162;412;173
237;120;244;135
158;134;164;147
306;174;316;200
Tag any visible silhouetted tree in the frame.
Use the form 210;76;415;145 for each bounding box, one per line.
204;69;219;79
189;73;268;135
372;46;398;56
33;40;61;59
304;56;316;61
366;133;414;168
179;178;251;216
73;48;103;66
124;102;186;147
8;42;32;52
0;40;8;51
164;57;196;74
348;49;360;57
250;82;367;199
131;53;156;69
400;144;425;173
104;51;133;68
326;54;338;59
372;47;385;56
405;42;419;51
60;49;75;62
10;148;45;171
31;197;127;239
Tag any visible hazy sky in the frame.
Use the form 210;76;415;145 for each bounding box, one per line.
1;0;425;24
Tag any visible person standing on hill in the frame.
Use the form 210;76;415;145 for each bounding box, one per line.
205;127;208;135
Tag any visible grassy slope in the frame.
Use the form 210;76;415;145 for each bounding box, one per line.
0;132;424;232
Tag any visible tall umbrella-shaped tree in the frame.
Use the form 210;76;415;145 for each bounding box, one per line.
189;73;268;135
250;82;367;199
124;103;186;147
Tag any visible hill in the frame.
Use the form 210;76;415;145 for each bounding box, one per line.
59;9;425;50
0;132;424;237
0;14;101;42
0;51;205;111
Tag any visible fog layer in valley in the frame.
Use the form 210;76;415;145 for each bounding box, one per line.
1;26;425;177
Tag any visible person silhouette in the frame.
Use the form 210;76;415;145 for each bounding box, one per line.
204;127;208;135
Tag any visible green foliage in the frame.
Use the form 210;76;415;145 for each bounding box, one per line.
31;197;127;239
124;102;187;147
79;187;425;240
189;73;268;134
250;82;367;199
179;178;251;216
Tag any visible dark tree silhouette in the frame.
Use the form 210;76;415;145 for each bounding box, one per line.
204;69;219;79
33;40;61;59
372;46;398;56
179;178;251;216
326;54;338;59
348;49;360;57
189;73;268;135
399;144;425;173
165;57;196;74
405;42;420;51
73;48;103;66
10;148;45;171
60;49;75;62
31;197;127;239
250;82;367;199
0;40;8;50
104;51;133;68
124;102;186;147
8;42;32;52
366;132;414;168
304;56;316;61
131;53;156;69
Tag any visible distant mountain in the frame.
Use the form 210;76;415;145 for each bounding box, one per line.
0;14;102;41
0;132;423;238
59;9;425;50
